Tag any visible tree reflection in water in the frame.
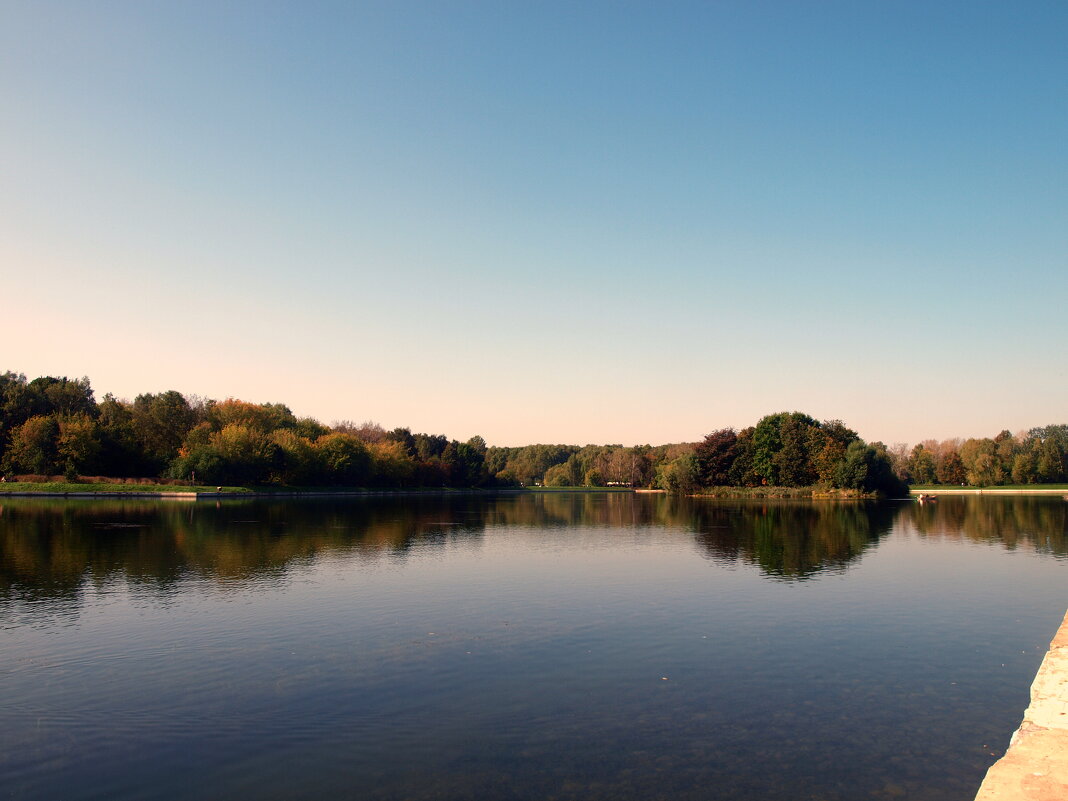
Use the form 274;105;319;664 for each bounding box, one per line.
2;493;1065;612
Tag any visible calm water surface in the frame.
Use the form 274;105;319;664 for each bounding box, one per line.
1;493;1066;800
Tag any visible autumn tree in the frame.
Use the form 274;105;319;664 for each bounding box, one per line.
56;414;101;475
209;399;297;434
5;415;59;474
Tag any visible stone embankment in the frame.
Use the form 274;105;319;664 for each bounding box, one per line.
974;609;1068;800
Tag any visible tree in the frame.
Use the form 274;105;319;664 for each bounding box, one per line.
1036;439;1066;483
810;421;859;486
774;414;818;486
655;453;699;493
208;399;297;433
751;414;786;485
294;417;329;441
210;424;277;484
1010;445;1038;485
934;443;966;485
96;394;150;476
368;440;416;486
56;414;101;475
750;412;820;486
270;429;320;485
907;444;936;485
29;375;96;418
694;429;738;487
315;433;371;485
960;438;1003;486
834;441;907;497
452;439;487;487
5;415;59;474
543;463;572;487
385;427;417;457
727;427;759;487
131;391;197;471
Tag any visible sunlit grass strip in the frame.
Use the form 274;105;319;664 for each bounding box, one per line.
910;484;1068;491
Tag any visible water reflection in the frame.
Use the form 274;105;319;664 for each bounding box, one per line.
900;495;1068;555
689;500;897;580
2;494;1065;615
3;493;1067;801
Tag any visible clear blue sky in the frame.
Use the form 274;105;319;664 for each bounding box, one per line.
3;1;1066;446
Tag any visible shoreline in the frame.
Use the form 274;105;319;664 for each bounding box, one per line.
974;609;1068;800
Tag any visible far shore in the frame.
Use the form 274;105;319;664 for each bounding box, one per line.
3;481;1066;500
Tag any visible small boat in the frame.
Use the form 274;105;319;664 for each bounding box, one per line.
917;493;937;503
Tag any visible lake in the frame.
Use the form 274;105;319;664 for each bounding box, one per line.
1;493;1066;800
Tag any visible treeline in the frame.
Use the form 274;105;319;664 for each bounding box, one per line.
885;429;1068;486
1;372;1064;493
0;373;490;487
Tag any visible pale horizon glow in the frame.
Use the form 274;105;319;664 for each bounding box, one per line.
2;1;1066;448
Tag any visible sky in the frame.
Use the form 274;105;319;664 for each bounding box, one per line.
2;0;1066;447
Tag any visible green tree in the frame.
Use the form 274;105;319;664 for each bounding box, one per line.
751;412;820;486
543;463;572;487
810;420;859;486
727;427;759;487
960;438;1003;486
655;453;699;493
96;395;151;476
131;391;198;471
834;441;907;496
210;424;277;484
774;414;819;486
452;438;487;487
907;444;936;485
29;375;97;418
751;414;786;485
315;433;371;485
269;430;320;485
1036;439;1066;483
1010;445;1038;485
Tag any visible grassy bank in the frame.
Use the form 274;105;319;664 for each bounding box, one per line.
0;481;249;494
692;486;884;499
524;486;634;493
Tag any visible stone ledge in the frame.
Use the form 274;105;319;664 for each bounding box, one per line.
975;609;1068;800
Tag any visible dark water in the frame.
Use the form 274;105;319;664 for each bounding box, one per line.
1;493;1065;801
